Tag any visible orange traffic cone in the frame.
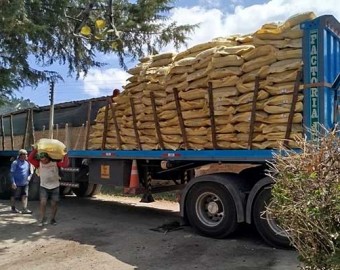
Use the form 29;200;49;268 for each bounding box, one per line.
124;160;143;194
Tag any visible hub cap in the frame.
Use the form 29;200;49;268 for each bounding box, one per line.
195;192;224;227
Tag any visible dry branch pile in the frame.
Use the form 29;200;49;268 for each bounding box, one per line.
268;126;340;270
89;12;317;150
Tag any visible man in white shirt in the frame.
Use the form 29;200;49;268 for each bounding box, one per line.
28;149;69;226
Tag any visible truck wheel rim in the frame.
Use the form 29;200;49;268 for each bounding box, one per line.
265;203;288;237
195;192;224;227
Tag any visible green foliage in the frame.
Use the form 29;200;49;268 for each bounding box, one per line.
0;96;36;115
268;126;340;270
0;0;196;97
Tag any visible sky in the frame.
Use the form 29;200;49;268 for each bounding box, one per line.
18;0;340;106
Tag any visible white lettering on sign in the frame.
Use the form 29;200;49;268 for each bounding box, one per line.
310;66;318;77
310;33;317;45
311;108;318;118
310;77;318;83
309;30;319;140
311;55;317;65
311;88;318;97
311;122;318;139
311;97;317;107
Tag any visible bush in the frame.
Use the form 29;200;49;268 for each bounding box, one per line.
267;126;340;270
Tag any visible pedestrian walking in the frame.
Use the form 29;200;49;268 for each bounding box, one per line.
28;148;69;226
10;149;33;214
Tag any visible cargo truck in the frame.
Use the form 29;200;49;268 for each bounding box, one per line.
0;14;339;248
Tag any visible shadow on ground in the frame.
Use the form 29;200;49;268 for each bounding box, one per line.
0;196;299;270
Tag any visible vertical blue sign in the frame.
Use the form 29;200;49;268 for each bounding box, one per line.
309;30;320;140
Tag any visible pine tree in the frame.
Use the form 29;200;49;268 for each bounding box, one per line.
0;0;196;96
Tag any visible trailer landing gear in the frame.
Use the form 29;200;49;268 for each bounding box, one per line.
73;182;102;197
140;172;154;203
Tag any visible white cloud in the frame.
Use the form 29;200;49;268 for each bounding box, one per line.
164;6;225;51
80;0;340;98
167;0;340;51
223;0;340;35
81;68;130;97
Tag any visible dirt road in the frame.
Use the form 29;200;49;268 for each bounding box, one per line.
0;194;299;270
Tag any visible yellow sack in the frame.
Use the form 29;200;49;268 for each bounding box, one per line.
35;138;67;160
208;67;242;79
214;45;254;56
276;49;302;60
242;45;276;61
174;57;197;67
268;59;302;74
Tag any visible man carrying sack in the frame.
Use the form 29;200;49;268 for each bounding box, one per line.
28;139;69;226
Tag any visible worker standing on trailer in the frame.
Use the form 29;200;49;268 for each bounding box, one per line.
28;148;69;226
10;149;33;214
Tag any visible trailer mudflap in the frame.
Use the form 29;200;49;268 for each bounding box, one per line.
88;159;132;186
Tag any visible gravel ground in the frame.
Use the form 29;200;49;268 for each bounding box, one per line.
0;194;300;270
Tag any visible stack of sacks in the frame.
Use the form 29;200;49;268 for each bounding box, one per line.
159;39;238;150
88;12;315;150
118;58;153;149
208;44;256;149
89;53;175;150
88;59;151;150
88;106;114;149
88;107;106;149
138;52;175;150
253;12;314;147
89;90;132;150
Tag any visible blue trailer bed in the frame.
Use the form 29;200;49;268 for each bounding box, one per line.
68;149;276;162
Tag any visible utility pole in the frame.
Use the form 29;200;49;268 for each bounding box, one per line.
48;80;55;139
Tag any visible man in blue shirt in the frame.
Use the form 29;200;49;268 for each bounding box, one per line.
10;149;33;214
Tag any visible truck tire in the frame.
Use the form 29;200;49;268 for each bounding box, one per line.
185;182;238;238
252;188;291;248
0;166;11;199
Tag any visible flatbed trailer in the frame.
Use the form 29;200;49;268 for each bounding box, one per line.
0;14;339;248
